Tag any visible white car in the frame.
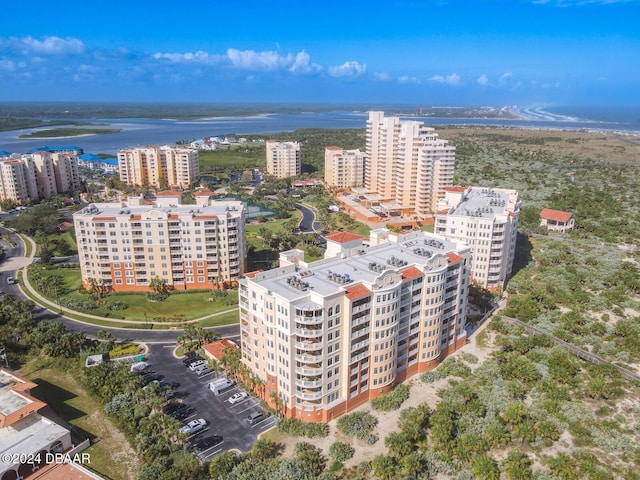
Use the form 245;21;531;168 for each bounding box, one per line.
179;418;206;435
228;392;248;404
188;360;207;371
6;276;16;285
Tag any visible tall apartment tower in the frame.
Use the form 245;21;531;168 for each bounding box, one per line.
365;111;455;216
239;229;470;422
324;147;366;189
50;152;81;194
0;159;38;204
265;141;301;178
117;146;199;189
435;186;520;290
73;193;246;292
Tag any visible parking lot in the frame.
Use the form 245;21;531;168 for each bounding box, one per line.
144;344;276;460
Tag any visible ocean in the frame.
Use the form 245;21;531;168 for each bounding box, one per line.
0;106;638;156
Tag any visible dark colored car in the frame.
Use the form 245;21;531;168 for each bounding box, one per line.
142;373;164;383
163;402;183;415
159;380;180;389
171;405;192;420
191;435;223;453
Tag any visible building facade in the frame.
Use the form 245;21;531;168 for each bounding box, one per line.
239;229;470;422
365;111;455;216
73;193;246;292
0;151;80;205
265;141;301;178
117;146;199;189
324;146;366;189
435;186;520;290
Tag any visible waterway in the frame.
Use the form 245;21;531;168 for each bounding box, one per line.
1;107;638;156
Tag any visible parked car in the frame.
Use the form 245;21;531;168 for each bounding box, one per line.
159;380;180;389
179;418;206;435
142;373;163;383
228;392;248;404
170;405;192;420
6;276;16;285
182;355;203;366
247;410;269;426
163;402;183;415
196;367;213;376
188;360;207;371
191;435;223;453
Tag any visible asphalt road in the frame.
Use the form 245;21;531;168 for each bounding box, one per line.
294;203;322;233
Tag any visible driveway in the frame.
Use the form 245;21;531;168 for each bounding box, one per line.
145;344;275;458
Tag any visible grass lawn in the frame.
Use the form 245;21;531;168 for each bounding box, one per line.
30;267;239;323
22;357;139;480
246;216;301;236
46;231;78;255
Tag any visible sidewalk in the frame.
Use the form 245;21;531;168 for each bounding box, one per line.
15;232;238;330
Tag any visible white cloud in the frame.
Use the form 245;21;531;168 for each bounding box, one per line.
288;50;322;74
1;36;85;55
499;72;513;85
398;75;420;84
153;50;222;65
0;58;17;71
227;48;293;70
477;74;489;86
429;72;461;85
328;61;366;78
374;72;392;81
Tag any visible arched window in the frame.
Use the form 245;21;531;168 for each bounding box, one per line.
335;305;341;314
328;307;333;316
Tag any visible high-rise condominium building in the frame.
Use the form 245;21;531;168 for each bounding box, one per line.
324;147;366;189
73;192;246;292
435;186;520;290
365;111;455;216
265;141;301;178
239;229;470;422
117;145;199;189
0;151;80;204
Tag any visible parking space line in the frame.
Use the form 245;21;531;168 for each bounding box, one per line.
236;403;258;414
204;447;224;459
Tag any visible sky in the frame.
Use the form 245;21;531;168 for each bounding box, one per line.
1;0;639;107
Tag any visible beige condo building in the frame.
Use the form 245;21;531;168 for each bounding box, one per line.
73;191;246;292
435;186;520;290
117;145;199;189
239;229;470;422
0;151;80;204
365;111;455;216
324;146;366;189
265;140;301;178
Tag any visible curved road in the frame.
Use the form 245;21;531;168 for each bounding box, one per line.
294;203;323;233
0;225;239;344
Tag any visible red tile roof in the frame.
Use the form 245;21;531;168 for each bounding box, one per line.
325;231;365;243
326;146;342;150
244;270;264;279
447;252;464;264
401;266;423;280
444;186;467;192
192;214;218;220
346;284;371;300
92;216;116;221
194;189;214;196
436;208;450;215
539;208;574;223
203;339;238;361
156;190;181;197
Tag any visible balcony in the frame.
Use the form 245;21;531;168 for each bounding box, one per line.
295;314;323;325
295;365;323;376
351;327;370;341
295;340;322;351
295;377;323;388
295;353;323;363
296;389;323;401
295;328;323;338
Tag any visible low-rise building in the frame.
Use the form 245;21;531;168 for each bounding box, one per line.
539;208;575;232
435;186;520;290
73;193;246;292
0;369;74;480
239;229;470;422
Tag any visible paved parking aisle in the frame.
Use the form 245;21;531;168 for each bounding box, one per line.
145;343;272;455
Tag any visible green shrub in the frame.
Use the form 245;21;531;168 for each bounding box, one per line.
421;370;445;383
328;442;354;462
277;418;329;438
336;411;378;442
371;384;410;411
109;343;141;358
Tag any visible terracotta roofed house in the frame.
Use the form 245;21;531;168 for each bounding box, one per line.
539;208;575;232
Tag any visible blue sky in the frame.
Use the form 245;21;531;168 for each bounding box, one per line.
1;0;638;106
